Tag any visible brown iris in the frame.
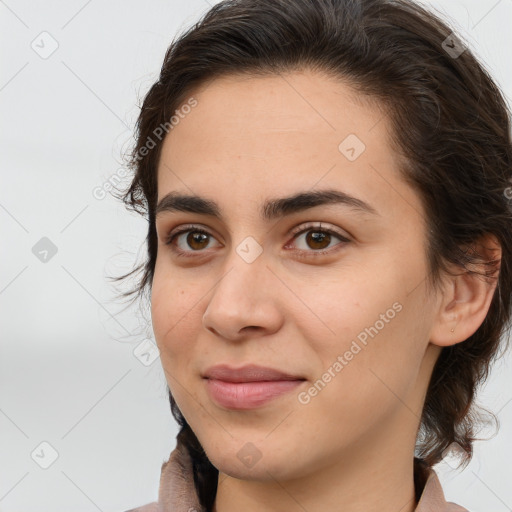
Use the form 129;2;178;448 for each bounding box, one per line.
305;230;331;250
186;231;210;250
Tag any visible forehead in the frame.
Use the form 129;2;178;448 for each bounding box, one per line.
155;70;420;222
166;70;385;142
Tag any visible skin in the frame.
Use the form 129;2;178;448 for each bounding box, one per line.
151;69;499;512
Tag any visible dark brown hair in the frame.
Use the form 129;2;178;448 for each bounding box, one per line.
112;0;512;509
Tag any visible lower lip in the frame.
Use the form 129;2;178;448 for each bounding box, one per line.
204;378;305;409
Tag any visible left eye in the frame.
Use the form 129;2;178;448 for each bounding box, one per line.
166;227;219;253
288;225;350;254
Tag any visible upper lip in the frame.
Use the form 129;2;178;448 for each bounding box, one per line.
203;364;305;382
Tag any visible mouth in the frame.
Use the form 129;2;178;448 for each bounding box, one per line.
202;363;305;383
201;363;306;409
204;378;306;410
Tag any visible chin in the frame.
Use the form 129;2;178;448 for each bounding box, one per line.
205;442;299;482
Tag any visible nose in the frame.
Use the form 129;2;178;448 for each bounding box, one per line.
202;250;283;341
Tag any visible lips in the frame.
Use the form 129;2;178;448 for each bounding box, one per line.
202;364;306;409
202;363;305;383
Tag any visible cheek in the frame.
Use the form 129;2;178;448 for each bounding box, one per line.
300;317;423;450
299;266;425;401
150;269;200;362
151;279;204;410
296;268;401;352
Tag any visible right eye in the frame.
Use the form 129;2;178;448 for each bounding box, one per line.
165;225;221;257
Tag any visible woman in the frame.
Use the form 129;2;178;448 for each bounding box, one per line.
114;0;512;510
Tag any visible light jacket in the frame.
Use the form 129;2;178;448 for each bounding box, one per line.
124;442;470;512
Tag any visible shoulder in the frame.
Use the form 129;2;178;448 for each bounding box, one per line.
445;504;471;511
121;502;161;512
416;467;471;512
121;442;204;512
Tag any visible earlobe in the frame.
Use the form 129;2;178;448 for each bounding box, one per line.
429;234;501;348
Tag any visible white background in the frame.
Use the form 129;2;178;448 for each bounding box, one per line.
1;0;511;511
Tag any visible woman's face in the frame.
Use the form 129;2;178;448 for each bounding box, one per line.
151;70;443;481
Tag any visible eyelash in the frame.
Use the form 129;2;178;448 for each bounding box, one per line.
164;222;350;259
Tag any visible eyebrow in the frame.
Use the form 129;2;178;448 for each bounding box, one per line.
155;188;379;221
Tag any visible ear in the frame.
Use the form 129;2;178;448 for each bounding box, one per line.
429;233;502;347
